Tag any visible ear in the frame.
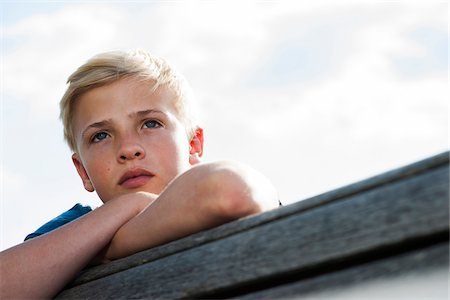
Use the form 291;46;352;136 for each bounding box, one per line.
189;127;204;165
72;153;95;192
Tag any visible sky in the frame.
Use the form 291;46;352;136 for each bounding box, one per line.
1;1;448;251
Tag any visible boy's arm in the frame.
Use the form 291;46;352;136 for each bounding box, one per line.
104;161;279;260
0;194;152;299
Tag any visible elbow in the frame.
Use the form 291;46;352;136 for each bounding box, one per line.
192;161;278;221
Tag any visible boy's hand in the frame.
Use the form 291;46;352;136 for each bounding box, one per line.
91;191;158;265
122;191;159;215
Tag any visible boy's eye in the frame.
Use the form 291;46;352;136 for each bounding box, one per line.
143;120;162;129
91;132;109;143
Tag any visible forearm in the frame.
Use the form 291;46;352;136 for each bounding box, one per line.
0;196;147;299
105;161;279;260
105;187;223;260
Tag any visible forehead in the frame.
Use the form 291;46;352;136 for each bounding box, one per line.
77;77;178;113
72;78;180;129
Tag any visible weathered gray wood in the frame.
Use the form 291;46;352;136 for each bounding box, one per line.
57;153;449;299
69;151;449;287
237;242;449;299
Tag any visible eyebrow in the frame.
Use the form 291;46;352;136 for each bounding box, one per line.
81;119;113;139
130;109;167;119
81;110;168;138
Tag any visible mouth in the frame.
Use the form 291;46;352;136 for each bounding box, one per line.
118;168;154;189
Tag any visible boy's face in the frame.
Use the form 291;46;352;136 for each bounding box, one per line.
71;77;203;202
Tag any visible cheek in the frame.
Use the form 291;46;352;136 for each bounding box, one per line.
85;158;113;184
161;136;191;172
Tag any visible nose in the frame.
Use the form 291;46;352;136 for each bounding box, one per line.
117;136;146;163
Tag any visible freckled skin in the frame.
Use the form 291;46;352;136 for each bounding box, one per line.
71;77;199;203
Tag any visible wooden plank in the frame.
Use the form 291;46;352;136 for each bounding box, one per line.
69;151;449;287
237;242;449;299
57;161;449;299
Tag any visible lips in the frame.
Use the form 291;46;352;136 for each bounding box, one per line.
118;168;154;189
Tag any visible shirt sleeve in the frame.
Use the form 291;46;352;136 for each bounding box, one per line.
24;203;93;241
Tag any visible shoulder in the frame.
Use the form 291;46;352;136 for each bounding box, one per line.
24;204;93;241
60;203;93;219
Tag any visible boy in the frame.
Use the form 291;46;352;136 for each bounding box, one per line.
0;50;279;298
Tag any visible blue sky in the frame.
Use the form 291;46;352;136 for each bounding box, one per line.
1;1;448;250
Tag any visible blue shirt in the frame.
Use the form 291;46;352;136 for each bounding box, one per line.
24;204;92;241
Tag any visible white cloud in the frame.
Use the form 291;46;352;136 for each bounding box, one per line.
3;4;127;119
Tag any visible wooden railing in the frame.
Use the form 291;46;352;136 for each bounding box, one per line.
57;151;449;299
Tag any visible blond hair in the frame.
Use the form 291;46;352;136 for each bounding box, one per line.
59;49;198;152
